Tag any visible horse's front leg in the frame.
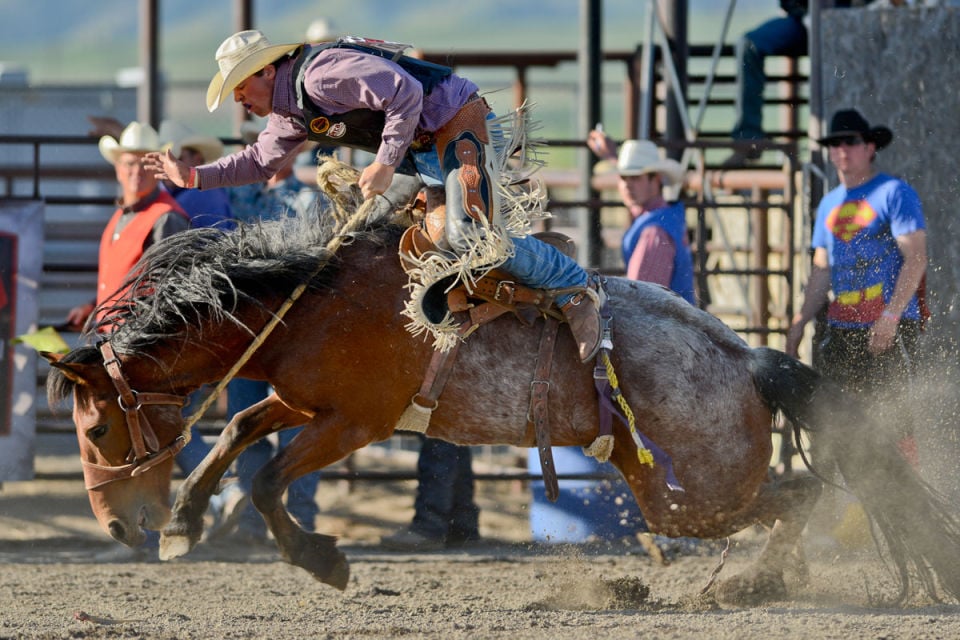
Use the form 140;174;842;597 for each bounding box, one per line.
159;395;308;560
251;416;389;591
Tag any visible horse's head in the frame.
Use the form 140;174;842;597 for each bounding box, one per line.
43;343;188;547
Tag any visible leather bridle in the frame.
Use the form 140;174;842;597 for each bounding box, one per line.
80;341;189;490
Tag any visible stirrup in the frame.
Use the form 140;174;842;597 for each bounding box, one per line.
561;286;604;362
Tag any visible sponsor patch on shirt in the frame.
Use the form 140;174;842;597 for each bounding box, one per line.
309;117;330;135
327;122;347;139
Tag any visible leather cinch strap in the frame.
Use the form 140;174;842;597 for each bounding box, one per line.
529;315;561;502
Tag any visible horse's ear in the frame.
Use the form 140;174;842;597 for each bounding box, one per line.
39;351;63;365
45;356;96;385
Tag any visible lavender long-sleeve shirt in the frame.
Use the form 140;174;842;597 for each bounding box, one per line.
197;47;478;189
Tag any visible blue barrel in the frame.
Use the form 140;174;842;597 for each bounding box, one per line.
528;446;648;543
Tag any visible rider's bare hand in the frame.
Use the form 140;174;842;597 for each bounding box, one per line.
358;161;395;201
143;150;189;188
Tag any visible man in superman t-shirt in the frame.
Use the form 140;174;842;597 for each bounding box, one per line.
786;109;927;465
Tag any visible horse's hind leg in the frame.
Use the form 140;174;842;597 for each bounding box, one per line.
714;474;822;607
160;396;308;560
251;417;386;591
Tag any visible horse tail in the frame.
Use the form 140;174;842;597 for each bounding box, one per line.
749;345;960;604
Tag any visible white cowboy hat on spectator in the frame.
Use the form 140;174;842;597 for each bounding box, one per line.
616;140;685;186
238;119;269;146
98;121;162;165
207;30;300;112
305;18;339;43
158;120;224;162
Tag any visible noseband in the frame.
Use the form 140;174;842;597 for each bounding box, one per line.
80;341;188;490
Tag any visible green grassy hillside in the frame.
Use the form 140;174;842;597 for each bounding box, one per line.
0;0;773;163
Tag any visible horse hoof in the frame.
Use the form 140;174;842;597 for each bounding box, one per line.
158;533;192;561
285;532;351;590
715;569;787;607
324;554;351;591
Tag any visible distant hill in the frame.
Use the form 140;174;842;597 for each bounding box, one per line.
0;0;767;84
0;0;769;151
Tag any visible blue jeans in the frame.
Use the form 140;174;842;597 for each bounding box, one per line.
227;378;321;535
410;436;479;541
140;390;219;549
175;388;219;472
732;15;807;141
503;235;588;306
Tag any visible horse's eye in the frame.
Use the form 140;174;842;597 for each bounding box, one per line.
88;425;109;441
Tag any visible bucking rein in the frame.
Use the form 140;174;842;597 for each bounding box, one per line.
179;162;683;503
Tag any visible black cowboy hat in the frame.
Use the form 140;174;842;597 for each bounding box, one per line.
817;108;893;149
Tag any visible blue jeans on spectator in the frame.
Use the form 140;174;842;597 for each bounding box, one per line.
732;15;807;141
410;436;479;542
176;387;220;470
140;389;222;549
227;378;321;537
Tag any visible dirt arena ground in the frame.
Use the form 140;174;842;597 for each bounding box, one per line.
2;434;959;639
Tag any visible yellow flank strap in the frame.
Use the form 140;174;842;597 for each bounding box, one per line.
601;351;654;467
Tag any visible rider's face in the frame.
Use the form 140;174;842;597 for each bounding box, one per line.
233;65;276;117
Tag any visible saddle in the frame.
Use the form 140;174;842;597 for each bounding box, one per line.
398;222;575;332
397;209;577;502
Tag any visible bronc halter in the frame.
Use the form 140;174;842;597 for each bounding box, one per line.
79;340;189;490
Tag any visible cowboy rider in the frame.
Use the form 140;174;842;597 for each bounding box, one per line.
144;30;605;361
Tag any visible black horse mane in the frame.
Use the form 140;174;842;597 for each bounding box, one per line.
91;211;404;353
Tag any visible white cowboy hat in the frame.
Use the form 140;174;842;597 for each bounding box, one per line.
206;30;301;112
239;119;265;146
616;140;685;186
98;121;162;165
158;120;224;162
305;18;339;43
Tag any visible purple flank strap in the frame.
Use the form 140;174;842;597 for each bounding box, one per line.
594;374;614;441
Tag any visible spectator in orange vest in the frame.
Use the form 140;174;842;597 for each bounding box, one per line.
66;122;190;330
67;121;247;561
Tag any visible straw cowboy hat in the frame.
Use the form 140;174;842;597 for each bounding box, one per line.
158;120;224;162
98;121;162;165
207;30;300;112
817;108;893;150
616;140;685;186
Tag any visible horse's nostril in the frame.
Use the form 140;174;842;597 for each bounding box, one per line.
107;520;127;541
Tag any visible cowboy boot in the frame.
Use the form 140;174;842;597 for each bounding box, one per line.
434;97;502;254
561;285;606;362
